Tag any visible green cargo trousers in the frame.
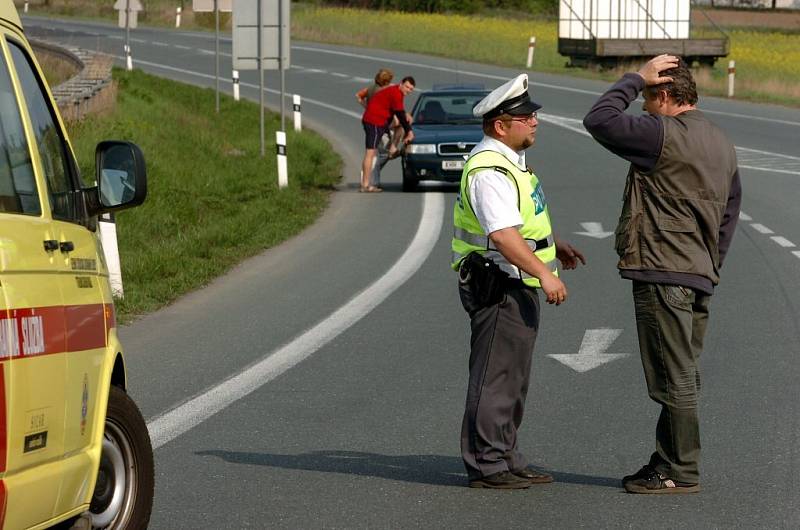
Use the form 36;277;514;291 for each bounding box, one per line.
632;280;711;484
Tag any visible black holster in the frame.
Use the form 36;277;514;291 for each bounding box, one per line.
458;252;509;314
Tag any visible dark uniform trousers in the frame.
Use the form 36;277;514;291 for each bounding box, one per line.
459;280;540;480
632;280;711;484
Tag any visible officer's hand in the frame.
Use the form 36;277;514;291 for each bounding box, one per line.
404;131;415;145
637;54;679;86
541;273;567;305
555;239;586;270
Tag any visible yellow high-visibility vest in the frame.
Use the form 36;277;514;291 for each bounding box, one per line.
451;149;557;288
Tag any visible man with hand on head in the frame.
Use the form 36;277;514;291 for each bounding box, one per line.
583;55;741;494
452;73;585;489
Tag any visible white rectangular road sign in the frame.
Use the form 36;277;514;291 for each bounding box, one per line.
232;0;291;71
193;0;233;12
114;0;143;29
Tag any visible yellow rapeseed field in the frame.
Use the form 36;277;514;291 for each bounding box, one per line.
294;5;800;105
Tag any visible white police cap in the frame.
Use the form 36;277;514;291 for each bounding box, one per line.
472;73;542;119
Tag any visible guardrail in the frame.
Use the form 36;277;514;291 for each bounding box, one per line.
30;38;115;122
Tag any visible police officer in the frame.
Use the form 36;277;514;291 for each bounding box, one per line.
452;74;585;489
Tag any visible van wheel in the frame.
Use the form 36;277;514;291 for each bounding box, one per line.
89;386;154;529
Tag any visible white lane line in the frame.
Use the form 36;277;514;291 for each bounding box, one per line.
107;55;364;119
175;45;192;50
771;236;796;248
151;41;168;47
102;55;445;448
702;108;800;128
739;212;797;260
147;193;444;449
736;146;800;176
131;38;146;43
538;113;590;137
352;76;371;83
738;165;800;176
291;44;602;96
331;72;349;78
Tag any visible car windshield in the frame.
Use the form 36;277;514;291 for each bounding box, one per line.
413;93;486;125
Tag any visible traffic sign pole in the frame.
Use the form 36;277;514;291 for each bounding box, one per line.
258;0;265;157
215;0;220;113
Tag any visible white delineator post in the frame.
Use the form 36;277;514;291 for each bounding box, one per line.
232;70;240;101
293;95;302;132
24;1;29;13
125;44;132;71
526;36;536;68
98;214;124;298
176;6;182;28
727;60;735;98
276;131;288;189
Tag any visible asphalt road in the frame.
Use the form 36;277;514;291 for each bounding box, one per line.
22;16;800;528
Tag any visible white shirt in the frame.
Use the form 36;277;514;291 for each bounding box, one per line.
467;136;527;235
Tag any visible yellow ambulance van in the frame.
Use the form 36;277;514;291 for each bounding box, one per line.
0;1;154;528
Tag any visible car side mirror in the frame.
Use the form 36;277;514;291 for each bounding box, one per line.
96;141;147;211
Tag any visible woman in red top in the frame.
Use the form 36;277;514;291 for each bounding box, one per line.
360;76;416;192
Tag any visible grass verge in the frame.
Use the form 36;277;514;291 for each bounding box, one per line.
67;68;341;321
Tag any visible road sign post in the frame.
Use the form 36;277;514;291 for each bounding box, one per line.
194;1;233;113
232;0;291;157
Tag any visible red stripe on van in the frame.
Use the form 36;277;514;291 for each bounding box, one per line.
0;480;6;530
1;304;108;360
0;366;6;473
8;306;67;357
65;304;106;351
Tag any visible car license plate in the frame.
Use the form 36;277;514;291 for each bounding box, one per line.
442;160;464;170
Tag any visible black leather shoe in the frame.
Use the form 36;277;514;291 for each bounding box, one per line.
511;466;553;484
468;471;531;489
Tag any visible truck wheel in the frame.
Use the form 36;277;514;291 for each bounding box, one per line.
89;386;154;530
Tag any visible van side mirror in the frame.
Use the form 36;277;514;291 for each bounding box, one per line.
96;141;147;211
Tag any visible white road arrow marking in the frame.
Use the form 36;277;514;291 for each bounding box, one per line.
574;222;613;239
548;328;628;372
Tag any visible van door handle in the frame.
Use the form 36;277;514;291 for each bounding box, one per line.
43;239;59;252
59;241;75;252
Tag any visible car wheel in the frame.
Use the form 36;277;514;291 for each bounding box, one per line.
89;386;154;530
402;173;418;192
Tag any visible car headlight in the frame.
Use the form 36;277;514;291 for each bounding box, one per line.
406;144;436;154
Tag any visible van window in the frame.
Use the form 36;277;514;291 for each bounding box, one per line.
8;41;77;222
0;41;40;215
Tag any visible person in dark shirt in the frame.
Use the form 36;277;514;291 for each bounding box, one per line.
360;76;415;192
583;55;741;494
